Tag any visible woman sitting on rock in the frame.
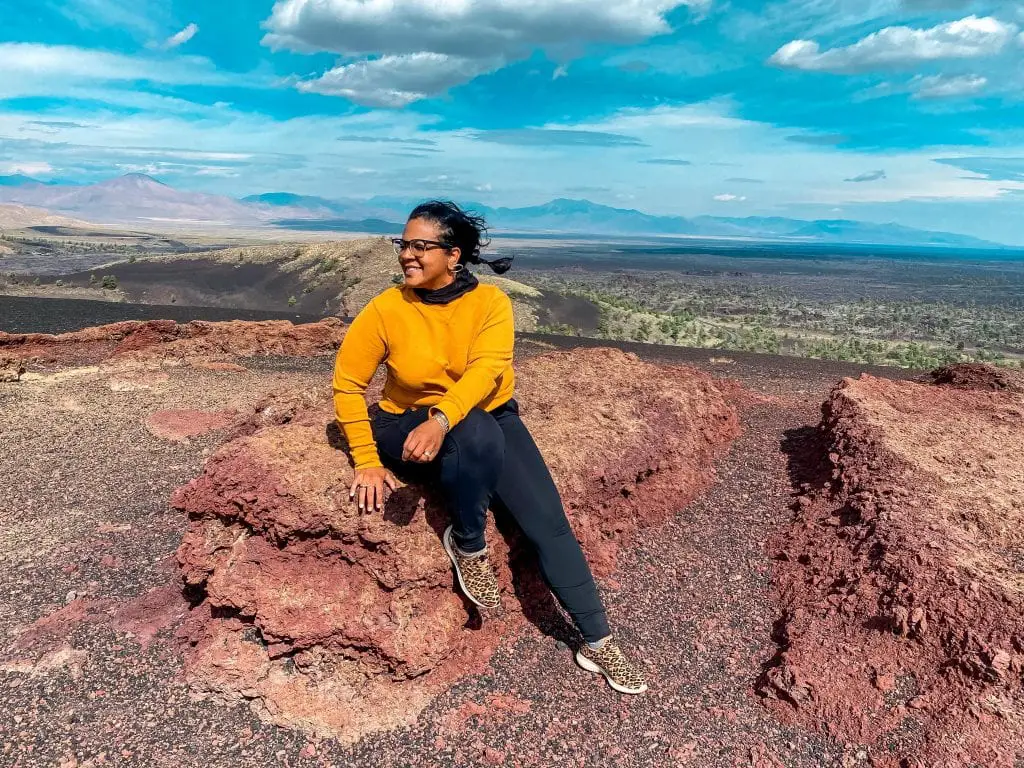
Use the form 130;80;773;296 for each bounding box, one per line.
332;200;647;694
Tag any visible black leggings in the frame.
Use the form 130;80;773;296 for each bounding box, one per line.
372;400;610;643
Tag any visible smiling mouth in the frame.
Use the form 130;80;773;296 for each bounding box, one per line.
402;264;422;275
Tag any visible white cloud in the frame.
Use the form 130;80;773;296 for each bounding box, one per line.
713;193;746;201
912;73;987;98
264;0;701;56
297;53;498;107
1;43;149;81
0;161;54;176
583;100;755;132
857;72;990;102
192;167;240;177
117;148;254;162
770;15;1017;72
553;64;569;80
0;43;221;87
163;23;199;50
265;0;706;104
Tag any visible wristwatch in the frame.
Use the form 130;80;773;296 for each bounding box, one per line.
431;409;450;434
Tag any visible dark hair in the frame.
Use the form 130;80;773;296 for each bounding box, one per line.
408;200;513;274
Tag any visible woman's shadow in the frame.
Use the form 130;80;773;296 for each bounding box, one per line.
325;420;577;644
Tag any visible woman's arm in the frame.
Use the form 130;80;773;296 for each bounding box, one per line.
332;302;388;470
431;290;514;428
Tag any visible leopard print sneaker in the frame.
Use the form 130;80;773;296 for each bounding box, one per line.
442;525;501;609
575;638;648;694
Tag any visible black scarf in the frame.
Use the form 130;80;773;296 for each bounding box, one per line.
413;268;479;305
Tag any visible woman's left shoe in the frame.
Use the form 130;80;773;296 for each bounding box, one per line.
575;639;648;694
442;525;502;609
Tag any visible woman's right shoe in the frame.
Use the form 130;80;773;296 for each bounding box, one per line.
575;638;648;694
442;525;501;609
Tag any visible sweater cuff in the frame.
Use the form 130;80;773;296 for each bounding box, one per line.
351;446;384;471
432;400;465;430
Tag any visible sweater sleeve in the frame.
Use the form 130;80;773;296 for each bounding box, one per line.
332;302;387;469
432;290;514;428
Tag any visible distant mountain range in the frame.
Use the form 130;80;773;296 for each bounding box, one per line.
0;174;308;225
0;173;1007;249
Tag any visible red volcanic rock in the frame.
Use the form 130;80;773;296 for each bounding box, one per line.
173;347;741;742
109;584;189;650
765;372;1024;767
145;409;237;442
1;355;26;382
8;587;189;658
930;361;1023;392
228;387;337;439
0;317;347;367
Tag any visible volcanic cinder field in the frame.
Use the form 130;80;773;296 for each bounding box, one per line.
1;316;1022;768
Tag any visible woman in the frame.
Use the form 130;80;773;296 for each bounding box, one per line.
332;200;646;695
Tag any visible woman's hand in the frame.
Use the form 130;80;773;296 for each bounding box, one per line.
349;467;399;513
402;418;445;463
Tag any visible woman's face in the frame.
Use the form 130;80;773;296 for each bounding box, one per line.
398;217;461;290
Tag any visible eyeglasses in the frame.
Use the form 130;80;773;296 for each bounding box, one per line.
391;238;453;256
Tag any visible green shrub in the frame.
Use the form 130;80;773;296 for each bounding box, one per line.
287;295;297;307
100;275;118;290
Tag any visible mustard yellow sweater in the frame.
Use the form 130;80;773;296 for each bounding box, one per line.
332;284;515;469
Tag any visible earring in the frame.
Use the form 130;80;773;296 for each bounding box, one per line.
450;263;465;274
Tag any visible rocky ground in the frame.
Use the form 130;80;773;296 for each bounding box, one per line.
0;314;1020;768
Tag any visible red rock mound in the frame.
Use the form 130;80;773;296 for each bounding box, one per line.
930;361;1023;392
765;369;1024;767
0;318;346;367
173;348;740;742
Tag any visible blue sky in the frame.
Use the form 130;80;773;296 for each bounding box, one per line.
2;0;1024;242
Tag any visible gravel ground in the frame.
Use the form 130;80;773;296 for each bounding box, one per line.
0;303;923;768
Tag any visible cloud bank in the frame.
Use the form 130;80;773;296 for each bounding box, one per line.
265;0;706;105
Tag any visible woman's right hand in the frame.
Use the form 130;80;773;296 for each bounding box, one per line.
349;467;399;513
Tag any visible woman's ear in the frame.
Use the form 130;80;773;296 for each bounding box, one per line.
448;247;461;270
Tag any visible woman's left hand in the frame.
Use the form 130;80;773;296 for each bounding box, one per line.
402;418;445;463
